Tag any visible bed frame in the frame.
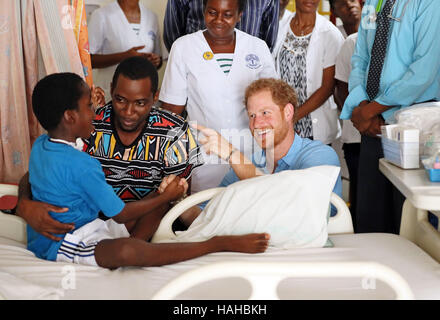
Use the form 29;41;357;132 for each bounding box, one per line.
0;185;25;245
1;183;439;300
151;260;414;300
148;187;413;300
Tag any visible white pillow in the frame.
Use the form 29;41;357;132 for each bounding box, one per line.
174;165;340;249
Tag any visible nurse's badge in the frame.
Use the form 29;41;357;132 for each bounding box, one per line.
203;51;214;61
245;54;261;69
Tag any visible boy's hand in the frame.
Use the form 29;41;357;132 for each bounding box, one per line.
159;175;188;196
158;174;177;194
16;199;74;242
161;178;185;202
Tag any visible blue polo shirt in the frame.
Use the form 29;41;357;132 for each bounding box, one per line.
219;134;342;216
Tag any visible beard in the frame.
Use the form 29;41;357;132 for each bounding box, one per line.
253;122;289;151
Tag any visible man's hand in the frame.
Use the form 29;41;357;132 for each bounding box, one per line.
91;85;106;108
192;124;234;161
365;115;385;137
351;101;388;137
161;178;185;202
16;199;73;242
351;100;372;133
158;175;188;195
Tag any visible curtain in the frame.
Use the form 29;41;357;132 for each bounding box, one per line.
0;0;91;183
70;0;93;87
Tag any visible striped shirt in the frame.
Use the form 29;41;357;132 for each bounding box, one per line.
163;0;279;52
215;53;234;75
83;103;203;203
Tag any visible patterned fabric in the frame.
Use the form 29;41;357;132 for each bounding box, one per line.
1;0;84;183
84;103;203;202
366;0;396;101
70;0;93;87
163;0;279;51
279;30;313;139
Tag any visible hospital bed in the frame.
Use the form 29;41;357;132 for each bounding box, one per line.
0;183;439;300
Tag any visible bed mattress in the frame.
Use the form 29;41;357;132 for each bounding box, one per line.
0;233;439;300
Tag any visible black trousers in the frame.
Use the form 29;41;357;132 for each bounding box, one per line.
355;135;405;234
343;142;360;228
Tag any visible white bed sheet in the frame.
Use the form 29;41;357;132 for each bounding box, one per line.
0;233;439;300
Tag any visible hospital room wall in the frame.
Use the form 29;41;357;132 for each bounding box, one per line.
139;0;167;85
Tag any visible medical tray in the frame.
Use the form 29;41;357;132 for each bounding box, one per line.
423;164;440;182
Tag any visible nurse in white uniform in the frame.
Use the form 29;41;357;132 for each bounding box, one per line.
159;0;277;194
275;0;294;53
88;0;162;100
272;0;344;145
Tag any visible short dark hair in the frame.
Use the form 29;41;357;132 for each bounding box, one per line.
203;0;247;13
111;56;159;95
32;72;86;131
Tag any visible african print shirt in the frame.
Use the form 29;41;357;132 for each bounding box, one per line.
84;103;203;203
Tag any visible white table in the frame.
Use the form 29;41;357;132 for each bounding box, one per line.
379;158;440;262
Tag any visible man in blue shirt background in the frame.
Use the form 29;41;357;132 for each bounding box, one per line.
340;0;440;233
175;78;342;226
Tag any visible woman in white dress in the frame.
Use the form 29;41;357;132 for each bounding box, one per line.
273;0;344;145
159;0;277;193
88;0;162;100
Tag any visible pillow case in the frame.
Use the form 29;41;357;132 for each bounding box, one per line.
173;165;340;249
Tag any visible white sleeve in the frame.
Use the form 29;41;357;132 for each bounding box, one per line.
150;12;162;57
335;34;358;82
323;28;345;69
259;41;279;79
158;40;188;105
88;9;105;54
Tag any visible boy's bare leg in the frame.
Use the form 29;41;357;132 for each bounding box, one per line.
178;206;202;227
94;233;270;269
125;202;170;241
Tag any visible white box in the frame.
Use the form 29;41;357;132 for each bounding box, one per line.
382;137;420;169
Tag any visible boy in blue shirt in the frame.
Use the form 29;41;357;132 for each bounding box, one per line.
28;72;269;269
